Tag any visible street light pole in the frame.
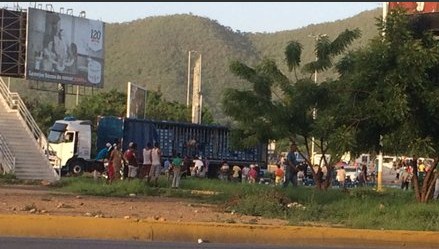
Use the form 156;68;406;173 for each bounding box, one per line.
308;33;327;166
187;50;192;107
193;53;202;124
198;53;202;123
376;2;388;192
377;135;384;191
188;51;202;124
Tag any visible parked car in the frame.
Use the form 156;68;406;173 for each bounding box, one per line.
345;166;359;181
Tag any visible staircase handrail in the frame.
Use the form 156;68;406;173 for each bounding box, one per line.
0;133;16;174
0;77;60;180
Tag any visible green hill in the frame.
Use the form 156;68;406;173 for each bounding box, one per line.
247;8;380;81
7;8;383;123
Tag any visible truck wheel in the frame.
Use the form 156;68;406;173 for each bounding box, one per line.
70;160;85;176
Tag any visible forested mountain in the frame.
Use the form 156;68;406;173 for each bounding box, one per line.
8;8;382;123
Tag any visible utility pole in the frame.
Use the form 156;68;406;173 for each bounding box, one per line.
308;33;327;166
377;135;384;191
187;50;192;107
377;2;389;192
187;50;202;124
191;52;202;124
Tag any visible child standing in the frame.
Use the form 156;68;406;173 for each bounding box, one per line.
274;164;285;185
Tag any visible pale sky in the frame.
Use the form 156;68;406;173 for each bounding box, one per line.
2;2;382;33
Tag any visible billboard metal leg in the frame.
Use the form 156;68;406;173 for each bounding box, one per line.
58;83;65;105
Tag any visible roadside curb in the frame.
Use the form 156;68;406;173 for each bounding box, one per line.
1;214;439;247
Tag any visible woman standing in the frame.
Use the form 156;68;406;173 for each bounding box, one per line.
142;142;153;181
109;142;123;182
358;164;368;187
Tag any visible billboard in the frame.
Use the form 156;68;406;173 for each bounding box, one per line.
126;82;147;119
25;8;104;87
388;2;439;14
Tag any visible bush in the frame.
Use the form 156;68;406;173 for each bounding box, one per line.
224;186;292;218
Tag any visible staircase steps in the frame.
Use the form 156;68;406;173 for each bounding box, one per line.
0;95;56;182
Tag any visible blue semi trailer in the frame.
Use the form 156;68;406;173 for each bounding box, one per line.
96;116;268;178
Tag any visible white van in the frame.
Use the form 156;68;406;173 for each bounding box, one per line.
382;156;397;169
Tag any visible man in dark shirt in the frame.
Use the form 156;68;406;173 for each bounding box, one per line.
283;143;298;188
182;155;192;178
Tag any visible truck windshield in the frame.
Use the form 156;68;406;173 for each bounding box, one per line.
48;130;63;143
48;122;68;143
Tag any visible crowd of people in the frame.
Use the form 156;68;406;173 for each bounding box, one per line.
95;141;306;188
94;140;212;188
392;158;438;192
94;140;439;199
94;139;277;187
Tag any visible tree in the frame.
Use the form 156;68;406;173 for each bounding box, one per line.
145;90;188;122
71;88;214;125
23;97;66;134
145;90;214;124
335;8;439;202
222;29;360;190
71;89;127;123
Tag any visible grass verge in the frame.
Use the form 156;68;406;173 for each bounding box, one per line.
44;175;439;231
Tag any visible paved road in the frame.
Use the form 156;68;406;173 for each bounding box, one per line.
0;237;417;249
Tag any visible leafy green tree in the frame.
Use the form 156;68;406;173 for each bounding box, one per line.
145;90;188;122
70;88;213;125
23;98;67;134
71;89;126;123
335;8;439;201
222;30;360;189
145;90;213;124
201;106;214;124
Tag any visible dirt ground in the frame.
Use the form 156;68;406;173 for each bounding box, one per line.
0;184;288;226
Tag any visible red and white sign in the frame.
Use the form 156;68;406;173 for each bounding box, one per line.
388;2;439;14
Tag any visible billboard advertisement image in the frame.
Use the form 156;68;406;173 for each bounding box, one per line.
25;8;105;87
126;82;147;119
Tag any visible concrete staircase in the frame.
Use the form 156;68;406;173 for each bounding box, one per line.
0;81;57;182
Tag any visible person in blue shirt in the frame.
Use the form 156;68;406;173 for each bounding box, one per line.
283;143;298;188
93;143;112;174
163;157;171;181
96;142;112;161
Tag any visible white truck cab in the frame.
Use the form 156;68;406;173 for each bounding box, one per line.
47;118;95;175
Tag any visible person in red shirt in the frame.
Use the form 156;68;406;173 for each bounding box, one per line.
123;142;138;180
248;164;258;184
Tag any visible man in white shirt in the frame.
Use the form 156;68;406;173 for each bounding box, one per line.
241;165;250;183
193;156;205;177
142;142;153;181
336;166;347;189
149;142;162;187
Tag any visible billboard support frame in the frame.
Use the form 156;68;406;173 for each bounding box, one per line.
0;8;27;77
